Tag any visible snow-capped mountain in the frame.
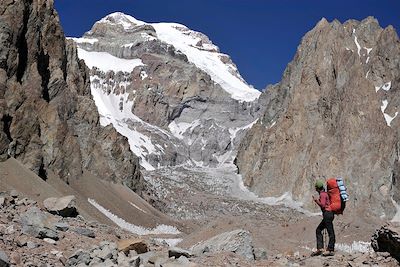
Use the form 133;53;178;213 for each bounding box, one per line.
71;12;264;170
74;12;260;102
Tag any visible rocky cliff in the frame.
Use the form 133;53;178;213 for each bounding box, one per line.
72;13;263;170
0;0;143;191
235;17;400;217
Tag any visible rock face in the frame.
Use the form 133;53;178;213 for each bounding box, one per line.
73;12;263;170
235;17;400;216
372;223;400;262
0;0;143;191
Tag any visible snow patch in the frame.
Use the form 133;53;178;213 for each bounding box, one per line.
353;35;361;57
68;37;98;44
375;85;381;92
381;100;398;127
100;12;145;30
140;71;148;80
90;75;163;170
382;81;391;91
88;198;181;235
228;119;258;141
77;48;144;73
168;120;201;140
365;47;372;55
151;23;260;102
129;202;148;214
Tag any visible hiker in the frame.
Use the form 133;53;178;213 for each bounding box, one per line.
311;180;335;256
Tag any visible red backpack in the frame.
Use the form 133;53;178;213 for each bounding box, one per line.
326;178;345;214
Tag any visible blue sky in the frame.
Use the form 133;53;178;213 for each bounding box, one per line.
55;0;399;90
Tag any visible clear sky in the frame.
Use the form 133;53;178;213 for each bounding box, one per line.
55;0;399;90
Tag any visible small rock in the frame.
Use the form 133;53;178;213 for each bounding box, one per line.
97;246;113;260
176;255;190;264
0;197;5;207
27;241;39;249
73;228;95;238
54;222;69;232
15;236;28;247
118;238;148;255
0;251;10;267
43;238;56;244
67;250;91;266
9;190;18;198
138;251;155;264
128;256;140;267
128;250;138;258
50;250;63;258
5;225;14;234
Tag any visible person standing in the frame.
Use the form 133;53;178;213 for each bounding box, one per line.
311;180;335;256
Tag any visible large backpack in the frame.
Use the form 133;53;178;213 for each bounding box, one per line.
326;177;349;214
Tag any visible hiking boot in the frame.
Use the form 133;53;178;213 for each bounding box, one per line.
310;249;323;257
322;250;335;257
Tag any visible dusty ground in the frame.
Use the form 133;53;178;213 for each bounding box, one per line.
1;158;398;266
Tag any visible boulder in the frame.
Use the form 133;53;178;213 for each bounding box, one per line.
118;238;148;255
168;247;193;258
191;229;255;261
371;223;400;262
20;207;59;240
43;195;78;217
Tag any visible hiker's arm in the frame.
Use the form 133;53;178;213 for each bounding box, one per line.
312;195;323;207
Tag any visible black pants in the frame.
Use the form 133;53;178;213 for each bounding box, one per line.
316;211;335;251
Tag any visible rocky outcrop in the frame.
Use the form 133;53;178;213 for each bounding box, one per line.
0;0;143;191
73;13;263;170
235;17;400;216
372;223;400;262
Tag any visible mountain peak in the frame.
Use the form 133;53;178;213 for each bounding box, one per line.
99;12;145;29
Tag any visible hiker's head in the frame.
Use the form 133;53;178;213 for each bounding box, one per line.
315;180;324;191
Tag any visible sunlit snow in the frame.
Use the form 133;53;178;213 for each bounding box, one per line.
90;75;160;170
382;81;391;91
68;37;98;44
381;100;398;127
88;198;180;235
77;48;144;73
152;23;260;102
168;120;201;140
353;34;361;57
91;12;261;102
